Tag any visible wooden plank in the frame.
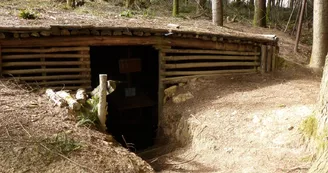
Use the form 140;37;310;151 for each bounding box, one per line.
266;45;272;72
2;47;90;53
2;68;91;74
161;49;260;55
162;72;257;84
164;55;259;61
272;46;276;71
260;45;267;74
15;74;91;81
0;36;255;52
163;69;256;76
2;54;90;60
0;45;2;75
50;86;92;91
158;51;165;137
0;36;159;47
164;62;260;69
27;80;91;86
2;61;91;67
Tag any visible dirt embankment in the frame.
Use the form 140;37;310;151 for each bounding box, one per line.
0;79;154;173
151;66;320;173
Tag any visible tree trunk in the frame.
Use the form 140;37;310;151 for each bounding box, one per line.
125;0;135;8
294;0;307;52
308;55;328;173
212;0;223;26
249;0;254;7
253;0;266;27
196;0;207;14
172;0;179;17
309;0;328;70
266;0;272;23
289;0;294;8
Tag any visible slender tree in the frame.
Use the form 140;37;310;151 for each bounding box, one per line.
289;0;294;8
253;0;266;27
172;0;179;17
294;0;307;52
212;0;223;26
249;0;254;7
196;0;207;14
309;0;328;70
266;0;272;23
125;0;135;8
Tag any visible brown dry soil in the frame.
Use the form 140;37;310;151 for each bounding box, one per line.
146;67;320;173
0;80;154;173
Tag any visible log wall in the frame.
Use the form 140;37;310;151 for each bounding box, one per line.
158;47;261;84
0;26;278;90
0;46;91;90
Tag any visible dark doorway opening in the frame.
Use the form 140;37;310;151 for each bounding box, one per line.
90;46;159;151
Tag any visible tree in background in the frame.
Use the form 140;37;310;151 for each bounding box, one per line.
266;0;272;23
196;0;207;14
309;0;328;70
212;0;223;26
172;0;179;17
253;0;266;27
125;0;135;8
249;0;254;7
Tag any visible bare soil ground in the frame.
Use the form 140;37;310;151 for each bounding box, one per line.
149;66;320;173
0;80;154;173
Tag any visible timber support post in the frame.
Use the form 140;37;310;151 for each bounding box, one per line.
260;45;267;74
266;45;273;72
0;45;2;75
98;74;107;131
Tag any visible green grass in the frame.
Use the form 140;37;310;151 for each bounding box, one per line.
19;9;38;19
76;96;100;127
299;114;318;140
43;132;82;155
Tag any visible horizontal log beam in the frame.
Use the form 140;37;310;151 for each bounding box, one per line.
2;47;90;53
14;75;90;81
0;36;159;47
27;80;91;86
2;68;91;74
50;86;92;91
2;61;90;67
0;36;255;51
163;55;259;61
161;49;260;55
2;54;90;60
164;62;260;69
163;69;256;76
162;72;257;84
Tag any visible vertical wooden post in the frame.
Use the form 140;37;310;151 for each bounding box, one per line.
267;45;273;72
272;46;277;71
98;74;107;131
0;45;2;76
260;45;267;74
157;50;165;138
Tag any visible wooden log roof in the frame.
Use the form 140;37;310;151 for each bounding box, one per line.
0;25;278;46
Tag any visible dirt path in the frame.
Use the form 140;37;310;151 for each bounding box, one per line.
150;67;320;173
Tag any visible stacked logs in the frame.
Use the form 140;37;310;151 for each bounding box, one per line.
0;25;278;46
45;88;87;111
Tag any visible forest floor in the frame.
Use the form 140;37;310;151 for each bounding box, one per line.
0;80;155;173
0;0;318;173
